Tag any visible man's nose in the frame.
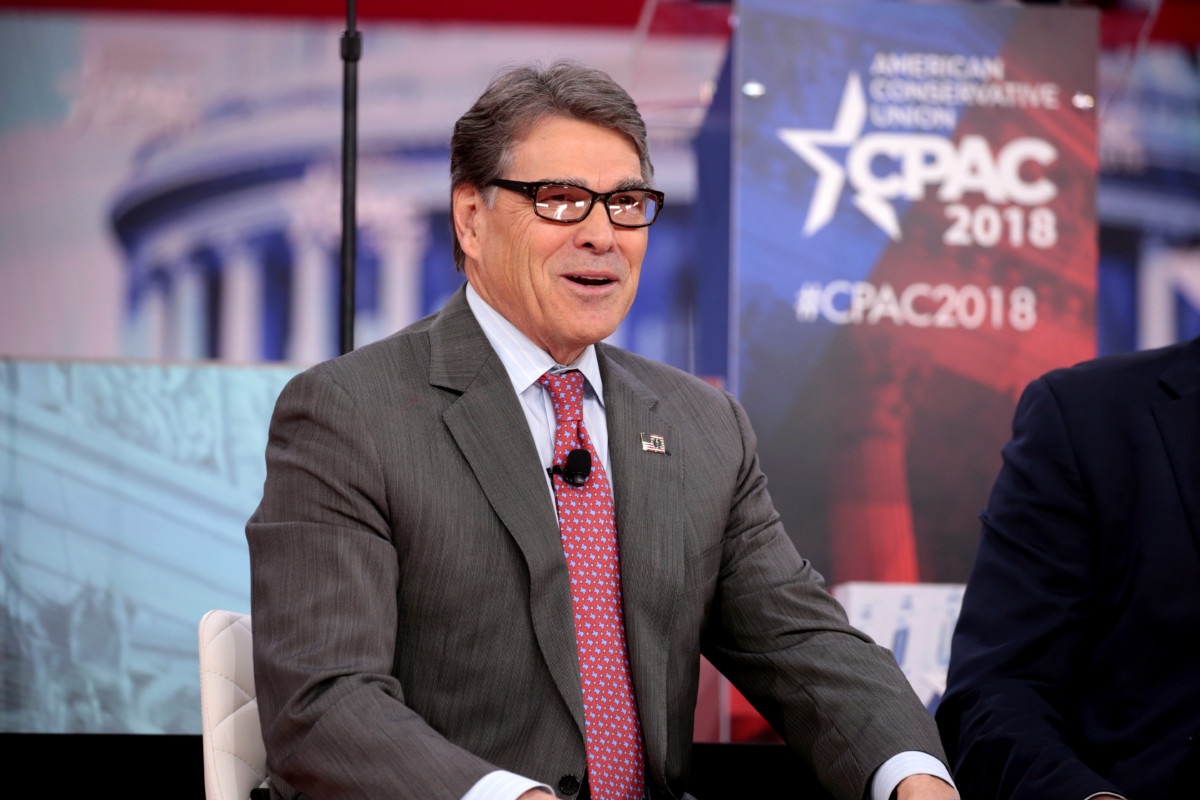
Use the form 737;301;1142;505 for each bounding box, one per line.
573;202;617;252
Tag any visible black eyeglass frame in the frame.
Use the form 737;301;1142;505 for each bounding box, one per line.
488;179;665;228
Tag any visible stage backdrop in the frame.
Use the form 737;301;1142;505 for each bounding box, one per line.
0;10;727;373
0;358;297;733
1096;41;1200;354
722;1;1099;738
0;7;733;736
734;0;1098;587
10;0;1197;743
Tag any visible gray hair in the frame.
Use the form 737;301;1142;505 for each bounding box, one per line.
449;60;653;271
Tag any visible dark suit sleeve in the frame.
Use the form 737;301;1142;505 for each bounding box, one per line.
246;368;497;800
701;394;947;800
936;376;1125;800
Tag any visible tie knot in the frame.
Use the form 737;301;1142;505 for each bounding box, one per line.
538;369;585;424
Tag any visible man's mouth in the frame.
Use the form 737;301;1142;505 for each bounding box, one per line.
567;275;614;287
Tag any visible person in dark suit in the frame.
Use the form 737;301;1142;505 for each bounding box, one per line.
937;337;1200;799
248;61;957;800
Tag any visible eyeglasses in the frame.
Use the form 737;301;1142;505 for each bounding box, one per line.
489;179;664;228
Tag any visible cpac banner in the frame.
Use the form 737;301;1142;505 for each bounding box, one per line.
734;1;1098;587
1096;44;1200;355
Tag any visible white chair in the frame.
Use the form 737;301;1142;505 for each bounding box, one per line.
199;609;268;800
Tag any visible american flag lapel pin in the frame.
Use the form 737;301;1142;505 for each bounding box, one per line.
639;433;666;454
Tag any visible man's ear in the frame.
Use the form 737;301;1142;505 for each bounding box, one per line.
453;184;485;263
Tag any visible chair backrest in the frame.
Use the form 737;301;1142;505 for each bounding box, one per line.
199;609;267;800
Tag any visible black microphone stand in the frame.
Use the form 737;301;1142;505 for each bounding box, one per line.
338;0;361;356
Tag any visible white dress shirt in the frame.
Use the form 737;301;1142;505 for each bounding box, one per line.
460;283;954;800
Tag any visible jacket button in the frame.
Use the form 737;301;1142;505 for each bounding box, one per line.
558;775;581;795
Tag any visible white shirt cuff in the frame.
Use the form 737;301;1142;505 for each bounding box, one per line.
461;769;555;800
871;751;956;800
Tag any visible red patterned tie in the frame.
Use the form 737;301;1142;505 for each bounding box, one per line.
538;370;645;800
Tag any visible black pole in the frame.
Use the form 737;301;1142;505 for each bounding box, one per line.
339;0;361;356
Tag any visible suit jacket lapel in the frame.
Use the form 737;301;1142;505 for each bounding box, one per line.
429;286;587;737
600;347;685;789
1153;337;1200;560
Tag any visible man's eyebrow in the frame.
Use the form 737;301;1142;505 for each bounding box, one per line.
612;177;653;192
540;177;653;192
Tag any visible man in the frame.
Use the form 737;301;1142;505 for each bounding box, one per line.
937;337;1200;799
248;61;956;800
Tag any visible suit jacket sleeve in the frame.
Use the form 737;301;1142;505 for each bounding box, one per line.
700;393;947;800
246;366;497;800
935;376;1125;799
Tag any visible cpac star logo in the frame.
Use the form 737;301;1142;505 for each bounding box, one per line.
778;73;895;238
778;72;1060;241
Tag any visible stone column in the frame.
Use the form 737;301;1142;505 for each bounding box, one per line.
286;230;335;364
372;201;428;340
218;240;262;363
141;270;171;361
172;256;207;360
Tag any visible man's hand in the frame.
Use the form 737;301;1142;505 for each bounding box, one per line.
895;773;959;800
517;790;554;799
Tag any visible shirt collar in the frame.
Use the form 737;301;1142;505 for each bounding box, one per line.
465;281;605;405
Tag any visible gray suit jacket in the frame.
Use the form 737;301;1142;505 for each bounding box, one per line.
247;286;945;800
